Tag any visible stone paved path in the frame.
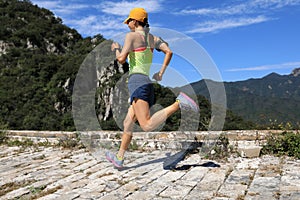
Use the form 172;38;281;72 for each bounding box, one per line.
0;145;300;200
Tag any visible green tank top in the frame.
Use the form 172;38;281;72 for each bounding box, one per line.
128;32;153;76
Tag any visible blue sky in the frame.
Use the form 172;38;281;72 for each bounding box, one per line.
31;0;300;86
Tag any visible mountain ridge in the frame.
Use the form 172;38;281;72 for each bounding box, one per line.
182;68;300;125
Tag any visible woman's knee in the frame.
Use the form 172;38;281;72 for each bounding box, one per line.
139;122;152;132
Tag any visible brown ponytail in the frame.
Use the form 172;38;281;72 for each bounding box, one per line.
143;18;150;34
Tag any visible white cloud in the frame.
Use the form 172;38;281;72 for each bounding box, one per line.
178;0;300;16
187;16;271;34
179;0;300;34
31;0;300;37
31;0;165;38
64;15;127;38
98;0;163;16
179;5;248;16
55;4;90;14
31;0;90;15
253;0;300;9
228;61;300;72
31;0;59;10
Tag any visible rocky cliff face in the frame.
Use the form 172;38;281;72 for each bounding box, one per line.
96;60;129;122
291;68;300;77
0;0;106;130
0;41;14;55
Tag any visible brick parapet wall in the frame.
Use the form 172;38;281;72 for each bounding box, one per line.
3;129;291;142
3;130;296;157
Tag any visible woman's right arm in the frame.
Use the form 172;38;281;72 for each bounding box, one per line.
112;33;132;64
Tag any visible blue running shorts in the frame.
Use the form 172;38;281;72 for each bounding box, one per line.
128;74;155;107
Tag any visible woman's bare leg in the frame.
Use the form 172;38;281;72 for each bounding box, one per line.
132;99;179;132
117;106;136;159
117;99;179;159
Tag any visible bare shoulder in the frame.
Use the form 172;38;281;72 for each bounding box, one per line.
125;32;136;40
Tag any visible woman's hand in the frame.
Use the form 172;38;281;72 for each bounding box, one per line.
111;42;121;51
152;72;163;81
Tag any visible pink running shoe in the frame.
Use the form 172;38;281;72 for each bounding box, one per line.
176;92;199;112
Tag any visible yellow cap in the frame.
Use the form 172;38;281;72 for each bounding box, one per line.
124;8;148;24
